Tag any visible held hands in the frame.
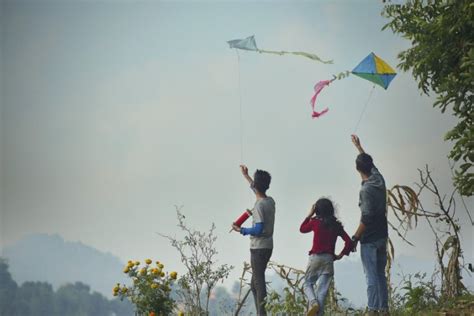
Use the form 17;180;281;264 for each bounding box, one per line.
351;239;359;253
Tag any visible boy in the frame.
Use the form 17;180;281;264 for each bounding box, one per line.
232;165;275;316
350;135;389;315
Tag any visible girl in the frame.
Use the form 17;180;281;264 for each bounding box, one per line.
300;198;353;316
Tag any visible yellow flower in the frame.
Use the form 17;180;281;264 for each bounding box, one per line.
145;259;152;265
122;287;128;293
113;286;120;293
158;263;164;269
123;267;130;273
178;312;184;316
127;261;135;268
155;260;160;265
151;283;159;289
170;271;178;280
160;272;165;277
140;268;147;276
135;261;140;266
152;268;159;275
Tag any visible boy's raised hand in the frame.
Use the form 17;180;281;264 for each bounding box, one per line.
351;134;361;147
351;134;365;154
240;164;249;176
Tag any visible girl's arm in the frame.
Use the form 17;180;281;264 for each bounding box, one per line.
300;204;316;233
300;217;314;233
336;229;354;258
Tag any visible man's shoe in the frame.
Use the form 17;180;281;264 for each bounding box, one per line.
307;303;320;316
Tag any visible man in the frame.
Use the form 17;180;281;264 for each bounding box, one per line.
350;135;389;315
232;165;275;316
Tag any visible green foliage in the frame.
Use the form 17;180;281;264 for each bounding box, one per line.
401;273;438;313
115;260;176;316
388;272;474;316
265;287;306;315
383;0;474;196
162;208;233;315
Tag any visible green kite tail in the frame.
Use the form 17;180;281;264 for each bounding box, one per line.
256;49;333;64
332;70;351;80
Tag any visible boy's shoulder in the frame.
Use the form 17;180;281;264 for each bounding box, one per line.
255;197;275;213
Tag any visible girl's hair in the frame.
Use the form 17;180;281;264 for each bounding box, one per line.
315;198;343;233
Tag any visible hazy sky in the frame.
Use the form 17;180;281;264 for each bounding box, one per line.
1;0;472;294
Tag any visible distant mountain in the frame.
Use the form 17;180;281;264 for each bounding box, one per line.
2;234;128;298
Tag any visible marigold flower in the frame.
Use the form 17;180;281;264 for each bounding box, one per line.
160;272;165;277
170;271;178;280
123;267;130;273
151;283;159;289
158;263;164;269
149;312;156;316
145;259;152;265
135;261;140;266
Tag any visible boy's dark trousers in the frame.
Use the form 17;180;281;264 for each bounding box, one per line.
250;248;273;316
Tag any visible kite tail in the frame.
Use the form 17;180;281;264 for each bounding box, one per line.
310;80;332;119
312;108;329;118
256;49;332;64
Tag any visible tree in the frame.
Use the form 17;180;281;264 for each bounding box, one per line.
382;0;474;196
387;166;469;299
0;258;18;316
161;207;233;315
16;282;57;316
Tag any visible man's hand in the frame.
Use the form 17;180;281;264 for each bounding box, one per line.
351;134;365;154
240;165;249;176
334;254;343;261
231;224;241;233
307;203;316;218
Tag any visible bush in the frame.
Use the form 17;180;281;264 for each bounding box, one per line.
115;259;177;316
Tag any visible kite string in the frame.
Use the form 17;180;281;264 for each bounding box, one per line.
236;49;244;163
353;85;375;134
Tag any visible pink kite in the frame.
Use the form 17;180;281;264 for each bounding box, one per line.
310;79;333;118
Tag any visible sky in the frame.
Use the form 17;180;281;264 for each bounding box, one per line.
1;0;473;301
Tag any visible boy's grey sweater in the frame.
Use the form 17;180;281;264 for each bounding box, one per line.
359;167;388;243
